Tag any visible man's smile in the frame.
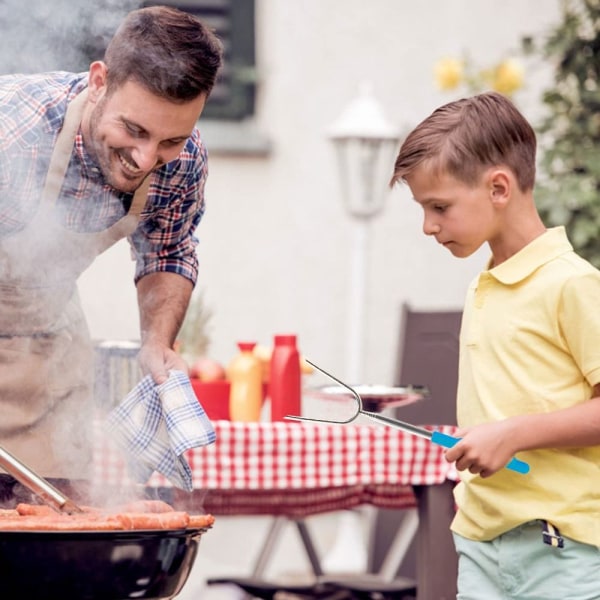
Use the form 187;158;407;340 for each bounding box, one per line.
116;150;144;179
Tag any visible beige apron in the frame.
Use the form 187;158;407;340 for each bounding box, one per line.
0;89;150;478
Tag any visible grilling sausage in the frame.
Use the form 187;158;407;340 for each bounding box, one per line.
0;501;214;531
116;511;189;530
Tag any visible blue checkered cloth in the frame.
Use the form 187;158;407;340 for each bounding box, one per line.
106;370;216;491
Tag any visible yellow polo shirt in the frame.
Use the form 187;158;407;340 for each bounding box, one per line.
451;227;600;545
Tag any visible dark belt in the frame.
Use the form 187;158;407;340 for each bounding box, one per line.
541;520;564;548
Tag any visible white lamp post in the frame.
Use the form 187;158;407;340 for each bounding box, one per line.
324;86;402;576
328;83;400;383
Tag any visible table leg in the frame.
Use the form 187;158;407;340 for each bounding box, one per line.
252;516;287;578
295;519;324;576
413;482;457;600
377;507;419;581
251;516;324;579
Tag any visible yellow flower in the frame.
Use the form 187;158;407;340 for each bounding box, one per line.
434;58;464;90
492;59;524;95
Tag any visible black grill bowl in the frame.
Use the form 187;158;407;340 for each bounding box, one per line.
0;527;206;599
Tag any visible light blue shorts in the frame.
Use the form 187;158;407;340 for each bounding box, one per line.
453;521;600;600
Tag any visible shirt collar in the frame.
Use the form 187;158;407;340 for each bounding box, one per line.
486;227;573;285
74;131;104;181
67;79;103;181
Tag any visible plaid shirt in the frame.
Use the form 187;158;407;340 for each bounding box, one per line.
0;71;207;284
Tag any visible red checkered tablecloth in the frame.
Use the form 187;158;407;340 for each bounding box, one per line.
94;420;458;517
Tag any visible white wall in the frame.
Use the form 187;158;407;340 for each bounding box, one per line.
78;0;562;384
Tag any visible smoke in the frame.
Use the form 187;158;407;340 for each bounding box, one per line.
0;0;138;74
0;0;208;511
0;0;147;504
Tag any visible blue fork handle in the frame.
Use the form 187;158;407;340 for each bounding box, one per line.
431;431;530;475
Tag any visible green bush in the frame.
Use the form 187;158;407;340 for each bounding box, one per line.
524;0;600;266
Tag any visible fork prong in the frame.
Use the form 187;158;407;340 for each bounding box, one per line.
285;414;357;425
304;359;364;413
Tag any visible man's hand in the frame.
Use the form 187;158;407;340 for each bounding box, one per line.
138;338;189;385
136;271;194;385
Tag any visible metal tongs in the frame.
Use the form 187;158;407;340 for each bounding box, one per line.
0;445;83;513
286;359;530;475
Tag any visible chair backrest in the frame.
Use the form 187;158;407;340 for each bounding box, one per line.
368;304;463;577
393;303;462;426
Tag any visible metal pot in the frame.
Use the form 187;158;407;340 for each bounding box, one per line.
0;526;206;599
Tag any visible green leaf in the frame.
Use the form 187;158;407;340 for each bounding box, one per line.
525;0;600;265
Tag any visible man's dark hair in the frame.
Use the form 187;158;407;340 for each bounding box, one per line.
104;5;223;102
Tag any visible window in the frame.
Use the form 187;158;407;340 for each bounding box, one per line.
142;0;257;121
0;0;264;153
0;0;256;123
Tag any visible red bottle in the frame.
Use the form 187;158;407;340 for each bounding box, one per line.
269;334;301;421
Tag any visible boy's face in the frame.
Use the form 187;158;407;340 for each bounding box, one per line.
406;164;499;259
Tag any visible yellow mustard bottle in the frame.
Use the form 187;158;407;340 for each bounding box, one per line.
227;341;263;421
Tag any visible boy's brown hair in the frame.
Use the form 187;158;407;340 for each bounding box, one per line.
390;91;537;192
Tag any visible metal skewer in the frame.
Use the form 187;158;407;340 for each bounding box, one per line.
0;445;83;514
286;359;529;475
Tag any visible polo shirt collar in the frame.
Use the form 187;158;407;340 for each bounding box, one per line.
486;227;573;284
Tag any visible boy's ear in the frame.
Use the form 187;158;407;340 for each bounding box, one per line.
488;169;511;207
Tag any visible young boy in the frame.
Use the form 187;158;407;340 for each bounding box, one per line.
390;91;600;599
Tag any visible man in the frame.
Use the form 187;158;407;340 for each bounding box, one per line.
0;5;223;479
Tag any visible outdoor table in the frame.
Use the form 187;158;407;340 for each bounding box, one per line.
93;419;459;599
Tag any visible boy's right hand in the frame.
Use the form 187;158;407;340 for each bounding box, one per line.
444;420;520;478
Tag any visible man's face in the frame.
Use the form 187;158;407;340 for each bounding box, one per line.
406;164;499;259
83;64;207;193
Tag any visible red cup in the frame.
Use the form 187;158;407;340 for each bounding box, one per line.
191;379;231;420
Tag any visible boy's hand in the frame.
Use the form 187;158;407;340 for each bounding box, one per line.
444;420;519;478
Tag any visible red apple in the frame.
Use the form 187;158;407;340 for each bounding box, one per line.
189;356;227;382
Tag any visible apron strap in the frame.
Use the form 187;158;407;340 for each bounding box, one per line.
128;176;151;216
42;89;89;206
